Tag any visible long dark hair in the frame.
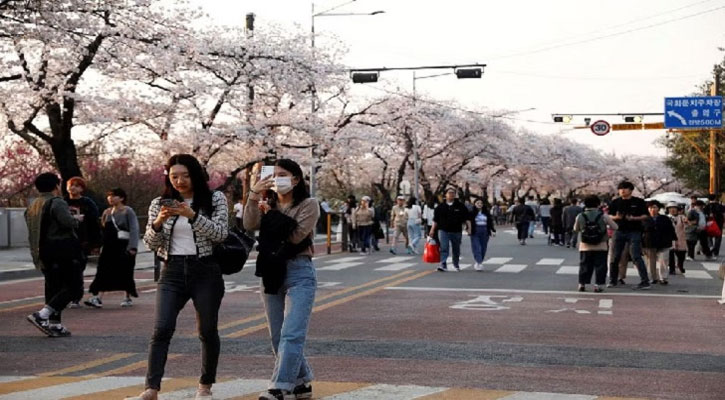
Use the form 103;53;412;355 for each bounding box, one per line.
162;154;213;216
268;158;309;208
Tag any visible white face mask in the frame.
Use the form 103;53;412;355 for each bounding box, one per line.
272;177;294;195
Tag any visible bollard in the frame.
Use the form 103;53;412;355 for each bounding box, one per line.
341;217;348;252
326;213;332;254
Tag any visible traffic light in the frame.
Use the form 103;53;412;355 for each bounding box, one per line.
455;68;483;79
351;72;379;83
623;115;643;123
553;115;572;123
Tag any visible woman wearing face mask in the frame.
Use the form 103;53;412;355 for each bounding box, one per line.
126;154;228;400
245;159;320;400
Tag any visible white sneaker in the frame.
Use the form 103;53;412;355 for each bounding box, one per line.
120;298;133;307
474;263;483;271
83;296;102;308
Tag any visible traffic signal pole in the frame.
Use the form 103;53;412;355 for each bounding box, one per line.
709;64;722;195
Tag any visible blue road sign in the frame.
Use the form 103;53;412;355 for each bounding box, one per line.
664;96;723;129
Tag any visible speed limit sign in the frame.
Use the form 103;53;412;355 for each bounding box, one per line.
590;120;611;136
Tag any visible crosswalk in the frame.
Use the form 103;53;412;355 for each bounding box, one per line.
0;376;647;400
312;255;720;279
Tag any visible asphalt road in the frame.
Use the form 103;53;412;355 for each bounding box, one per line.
1;226;724;399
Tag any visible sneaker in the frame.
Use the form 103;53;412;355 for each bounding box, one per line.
68;301;82;309
84;296;102;308
453;265;461;271
195;386;212;400
606;282;616;288
124;389;158;400
679;267;686;273
635;282;652;290
292;383;312;399
618;279;626;285
686;256;695;261
359;251;367;255
650;280;660;285
389;248;396;255
26;312;52;336
660;279;669;285
593;286;604;293
474;263;483;271
578;285;585;292
258;389;294;400
436;265;448;272
48;324;72;338
120;298;133;307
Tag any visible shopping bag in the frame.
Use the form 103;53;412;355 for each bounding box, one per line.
704;219;722;238
423;238;440;263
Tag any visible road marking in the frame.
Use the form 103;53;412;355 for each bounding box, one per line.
37;353;136;377
683;270;713;279
376;256;414;263
0;301;45;313
536;258;564;265
0;379;25;385
317;262;364;271
0;377;143;400
0;277;44;286
700;262;720;271
65;377;200;400
323;383;447;399
385;286;722;299
375;263;416;271
0;295;44;305
495;264;527;273
556;266;579;275
219;271;415;332
224;270;432;338
158;378;268;399
500;392;597;399
421;387;515;399
482;257;512;265
327;256;367;263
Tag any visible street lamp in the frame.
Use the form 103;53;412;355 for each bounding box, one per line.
309;1;385;198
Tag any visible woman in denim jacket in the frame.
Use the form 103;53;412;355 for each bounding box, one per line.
126;154;228;400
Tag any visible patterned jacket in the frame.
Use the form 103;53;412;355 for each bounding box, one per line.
143;191;228;260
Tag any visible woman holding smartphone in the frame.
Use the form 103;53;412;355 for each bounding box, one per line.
125;154;228;400
245;159;319;400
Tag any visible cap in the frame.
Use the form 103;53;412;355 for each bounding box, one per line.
396;195;405;200
665;201;679;209
362;195;371;202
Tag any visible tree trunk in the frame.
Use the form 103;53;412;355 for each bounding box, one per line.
49;135;82;182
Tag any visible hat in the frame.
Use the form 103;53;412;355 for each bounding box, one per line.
362;195;371;202
396;195;405;200
665;201;679;209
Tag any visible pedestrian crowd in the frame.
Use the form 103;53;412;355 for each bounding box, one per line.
20;159;724;400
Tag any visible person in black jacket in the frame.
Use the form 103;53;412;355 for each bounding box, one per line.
511;198;536;245
467;199;496;271
550;198;564;245
642;201;677;285
428;188;469;272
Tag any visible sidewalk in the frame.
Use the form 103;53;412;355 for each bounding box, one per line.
0;233;342;281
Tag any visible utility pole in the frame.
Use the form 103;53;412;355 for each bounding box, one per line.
710;64;722;195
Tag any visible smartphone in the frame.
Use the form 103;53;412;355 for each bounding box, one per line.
260;165;274;180
160;199;178;208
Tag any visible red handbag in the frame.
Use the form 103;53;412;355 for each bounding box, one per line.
705;219;722;238
423;239;441;263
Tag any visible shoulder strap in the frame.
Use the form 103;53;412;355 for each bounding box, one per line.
39;198;56;244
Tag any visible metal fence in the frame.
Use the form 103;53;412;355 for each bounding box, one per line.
0;208;29;248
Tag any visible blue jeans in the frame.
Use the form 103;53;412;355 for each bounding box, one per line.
470;228;490;263
407;222;422;250
261;256;316;391
528;221;536;237
358;225;372;251
439;230;462;267
610;231;649;284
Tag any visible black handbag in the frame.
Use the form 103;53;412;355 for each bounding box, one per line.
214;226;255;275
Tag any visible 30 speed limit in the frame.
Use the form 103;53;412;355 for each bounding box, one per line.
590;120;611;136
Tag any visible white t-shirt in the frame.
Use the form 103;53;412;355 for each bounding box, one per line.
169;199;197;256
234;202;244;219
475;212;488;226
406;205;422;224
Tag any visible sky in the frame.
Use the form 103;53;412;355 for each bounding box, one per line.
189;0;725;157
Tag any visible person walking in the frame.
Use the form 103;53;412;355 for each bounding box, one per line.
468;199;496;271
245;159;320;400
525;196;540;238
704;194;724;256
642;201;676;285
511;198;535;245
550;198;564;245
689;200;713;260
352;196;375;255
125;154;228;400
406;197;423;254
429;188;470;271
423;199;437;240
343;195;358;252
608;181;652;290
563;198;583;248
574;195;617;292
389;196;409;254
25;172;83;338
64;176;101;308
667;202;687;274
84;188;140;308
539;198;552;235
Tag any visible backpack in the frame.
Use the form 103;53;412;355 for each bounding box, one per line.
580;212;606;245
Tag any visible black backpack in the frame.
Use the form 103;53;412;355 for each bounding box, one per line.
580;212;606;245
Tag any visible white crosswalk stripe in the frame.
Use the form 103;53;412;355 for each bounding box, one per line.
556;266;579;275
482;257;513;265
322;383;446;399
683;270;713;279
495;264;527;273
0;377;143;400
375;263;416;271
701;262;720;271
376;256;415;264
0;377;29;384
536;258;564;266
317;262;364;271
500;392;597;400
159;378;268;399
